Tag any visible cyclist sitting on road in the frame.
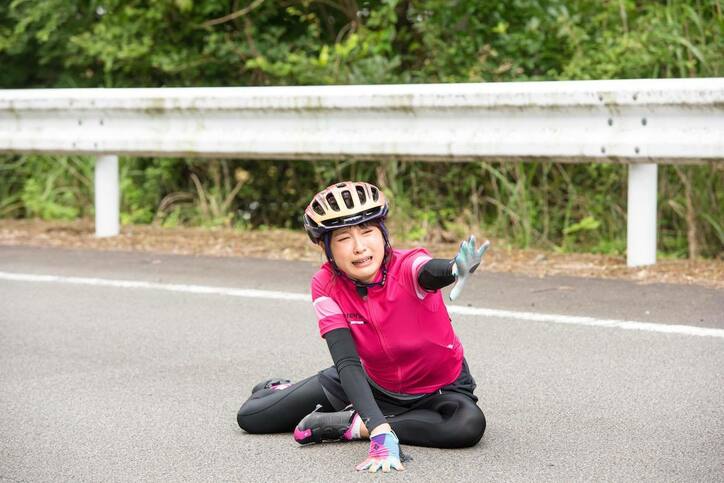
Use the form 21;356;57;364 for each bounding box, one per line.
236;181;490;473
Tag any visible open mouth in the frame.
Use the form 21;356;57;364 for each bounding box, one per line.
352;256;373;266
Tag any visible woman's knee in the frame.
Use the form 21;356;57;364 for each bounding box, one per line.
236;395;283;433
444;398;486;448
236;374;333;434
237;400;263;433
456;405;486;447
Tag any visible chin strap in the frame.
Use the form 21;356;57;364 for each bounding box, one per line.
353;267;387;297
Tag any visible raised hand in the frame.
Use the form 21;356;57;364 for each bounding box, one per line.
449;235;490;301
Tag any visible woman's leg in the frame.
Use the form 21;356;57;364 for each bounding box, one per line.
284;364;485;448
237;372;336;434
387;392;486;448
280;365;485;448
315;363;485;448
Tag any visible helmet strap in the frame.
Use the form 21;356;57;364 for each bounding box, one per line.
377;220;392;265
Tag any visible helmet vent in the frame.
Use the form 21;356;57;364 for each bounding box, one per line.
356;186;366;204
371;186;379;201
312;201;325;216
341;190;354;209
326;193;340;211
327;217;343;226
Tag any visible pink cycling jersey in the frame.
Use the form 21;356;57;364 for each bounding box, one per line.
311;248;464;395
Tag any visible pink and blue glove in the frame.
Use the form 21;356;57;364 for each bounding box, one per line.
355;431;405;473
450;235;490;301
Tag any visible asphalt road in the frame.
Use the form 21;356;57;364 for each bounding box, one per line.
1;246;722;482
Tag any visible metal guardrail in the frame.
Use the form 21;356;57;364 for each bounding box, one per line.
1;78;723;266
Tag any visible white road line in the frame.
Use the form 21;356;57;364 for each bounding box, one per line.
0;271;308;301
446;305;724;338
1;271;722;339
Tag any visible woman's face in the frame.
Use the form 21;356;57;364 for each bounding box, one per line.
327;223;385;283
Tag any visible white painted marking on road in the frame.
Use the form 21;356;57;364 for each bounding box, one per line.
446;305;724;339
0;271;308;301
1;271;722;339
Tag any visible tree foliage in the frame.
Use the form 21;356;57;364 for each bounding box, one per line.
1;0;722;257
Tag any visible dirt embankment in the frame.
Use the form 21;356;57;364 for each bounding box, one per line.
1;219;722;290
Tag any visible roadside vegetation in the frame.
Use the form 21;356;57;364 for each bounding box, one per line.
1;1;722;259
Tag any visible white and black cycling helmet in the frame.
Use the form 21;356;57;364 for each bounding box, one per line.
303;181;389;244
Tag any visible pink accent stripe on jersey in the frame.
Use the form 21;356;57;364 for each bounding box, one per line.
411;254;433;300
313;296;343;319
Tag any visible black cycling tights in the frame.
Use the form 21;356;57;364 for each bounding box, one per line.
236;372;485;448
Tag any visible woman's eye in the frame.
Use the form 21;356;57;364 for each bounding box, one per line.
362;229;374;234
337;236;351;242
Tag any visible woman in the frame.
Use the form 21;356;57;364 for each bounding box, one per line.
237;181;489;473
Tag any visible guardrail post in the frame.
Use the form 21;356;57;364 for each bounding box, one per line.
627;163;658;267
94;155;120;237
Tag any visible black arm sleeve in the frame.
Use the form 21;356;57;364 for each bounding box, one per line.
418;258;456;291
323;328;387;431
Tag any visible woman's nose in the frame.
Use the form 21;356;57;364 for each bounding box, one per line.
352;235;366;253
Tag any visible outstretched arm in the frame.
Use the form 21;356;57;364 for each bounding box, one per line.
417;236;490;301
418;258;456;291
